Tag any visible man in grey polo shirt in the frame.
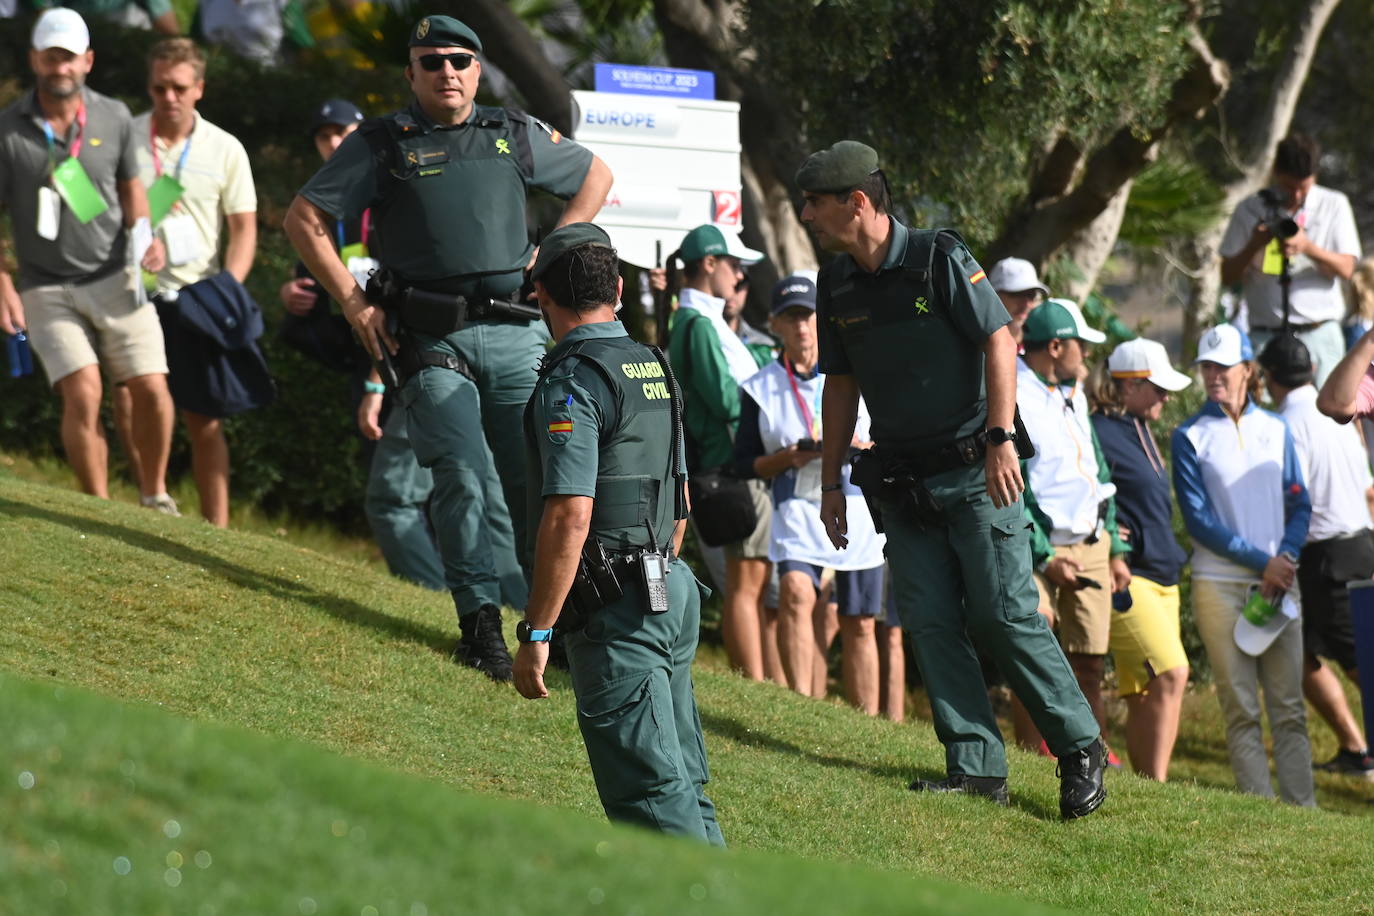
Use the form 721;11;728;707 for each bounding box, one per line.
0;9;177;513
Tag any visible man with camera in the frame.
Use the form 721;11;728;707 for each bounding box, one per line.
1220;133;1360;384
802;140;1106;819
284;14;612;681
512;223;723;845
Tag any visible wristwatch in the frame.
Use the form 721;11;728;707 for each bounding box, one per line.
515;620;554;643
985;426;1019;446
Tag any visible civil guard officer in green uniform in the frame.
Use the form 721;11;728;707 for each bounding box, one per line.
800;141;1107;819
284;15;613;681
511;223;723;845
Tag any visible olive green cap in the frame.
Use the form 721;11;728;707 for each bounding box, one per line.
408;15;482;51
531;223;614;282
795;140;880;193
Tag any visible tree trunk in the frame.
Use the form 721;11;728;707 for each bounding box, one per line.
1180;0;1344;349
1057;180;1133;303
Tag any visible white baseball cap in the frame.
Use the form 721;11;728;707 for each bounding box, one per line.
32;8;90;54
1107;338;1192;392
987;257;1049;296
1194;324;1254;367
1234;591;1299;656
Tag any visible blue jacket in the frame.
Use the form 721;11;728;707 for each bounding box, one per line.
1092;413;1188;586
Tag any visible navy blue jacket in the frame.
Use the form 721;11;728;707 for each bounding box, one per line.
1091;412;1188;586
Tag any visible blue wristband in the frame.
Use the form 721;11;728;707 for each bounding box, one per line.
363;380;386;395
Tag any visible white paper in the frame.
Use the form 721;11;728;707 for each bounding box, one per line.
36;186;60;241
160;214;203;267
347;255;380;290
130;217;153;267
795;459;823;503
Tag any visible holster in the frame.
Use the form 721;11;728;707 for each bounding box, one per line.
557;537;625;633
366;267;541;338
849;447;946;531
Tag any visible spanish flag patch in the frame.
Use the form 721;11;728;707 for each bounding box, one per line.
969;269;986;285
547;421;573;434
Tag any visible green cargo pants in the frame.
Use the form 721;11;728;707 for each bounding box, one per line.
399;319;545;616
366;406;528;606
564;557;725;846
881;462;1098;778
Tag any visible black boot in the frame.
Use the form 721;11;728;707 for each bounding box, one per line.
453;604;513;682
909;774;1009;806
1058;737;1107;820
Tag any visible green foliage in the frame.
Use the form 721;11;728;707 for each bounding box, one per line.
744;0;1195;247
1119;156;1229;250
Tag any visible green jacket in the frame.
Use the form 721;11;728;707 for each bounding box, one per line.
667;306;740;470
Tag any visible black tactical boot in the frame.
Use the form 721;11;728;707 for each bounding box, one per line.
453;604;513;682
908;774;1010;806
1058;737;1107;820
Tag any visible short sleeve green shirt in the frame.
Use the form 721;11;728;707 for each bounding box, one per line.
298;100;593;295
816;219;1010;452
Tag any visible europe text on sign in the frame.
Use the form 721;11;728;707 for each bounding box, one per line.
594;63;715;100
572;86;746;269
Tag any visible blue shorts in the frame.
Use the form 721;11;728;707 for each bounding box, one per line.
777;561;895;625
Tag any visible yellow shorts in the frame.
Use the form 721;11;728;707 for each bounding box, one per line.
1108;575;1189;696
1033;538;1112;654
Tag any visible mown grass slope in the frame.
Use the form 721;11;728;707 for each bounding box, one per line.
2;471;1372;913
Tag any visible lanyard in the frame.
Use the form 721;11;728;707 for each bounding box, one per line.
337;210;371;251
784;360;822;439
41;101;86;173
1133;416;1165;477
149;117;194;180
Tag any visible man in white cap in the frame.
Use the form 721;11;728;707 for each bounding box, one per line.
1013;298;1131;759
988;256;1049;344
0;9;177;513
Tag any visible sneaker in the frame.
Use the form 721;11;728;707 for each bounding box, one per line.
909;774;1010;806
139;493;181;517
1057;738;1107;820
1314;749;1374;780
453;604;513;682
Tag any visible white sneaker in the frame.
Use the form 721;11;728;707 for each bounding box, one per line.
139;493;181;517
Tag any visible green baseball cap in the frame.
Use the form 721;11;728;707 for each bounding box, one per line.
677;224;764;264
408;14;482;51
795;140;880;193
1021;298;1107;344
530;222;614;282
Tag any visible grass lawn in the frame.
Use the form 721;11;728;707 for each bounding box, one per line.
2;469;1373;913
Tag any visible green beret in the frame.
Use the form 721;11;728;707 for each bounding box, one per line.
795;140;880;193
409;15;482;51
531;223;614;282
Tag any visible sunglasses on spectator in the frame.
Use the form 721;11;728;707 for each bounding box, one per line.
413;52;475;72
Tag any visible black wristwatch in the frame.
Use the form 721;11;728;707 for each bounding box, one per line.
985;426;1018;446
515;620;554;643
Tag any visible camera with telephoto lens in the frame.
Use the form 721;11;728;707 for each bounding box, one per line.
1257;189;1300;241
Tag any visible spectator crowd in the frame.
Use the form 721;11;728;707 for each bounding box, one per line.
3;7;1374;815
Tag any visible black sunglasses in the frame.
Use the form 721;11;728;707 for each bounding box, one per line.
413;51;475;72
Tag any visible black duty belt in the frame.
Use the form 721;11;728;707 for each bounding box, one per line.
901;432;989;479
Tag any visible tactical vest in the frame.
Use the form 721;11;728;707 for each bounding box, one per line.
524;334;680;554
822;228;989;453
358;105;536;286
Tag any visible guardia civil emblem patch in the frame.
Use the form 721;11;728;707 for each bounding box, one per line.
416;17;430;39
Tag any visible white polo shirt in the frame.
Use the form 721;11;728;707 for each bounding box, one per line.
1016;359;1116;545
1277;385;1374;542
1219;184;1361;327
133;112;256;293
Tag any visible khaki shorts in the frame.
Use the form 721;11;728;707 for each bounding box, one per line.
1033;538;1112;655
20;267;168;386
724;477;772;560
1109;575;1189;696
